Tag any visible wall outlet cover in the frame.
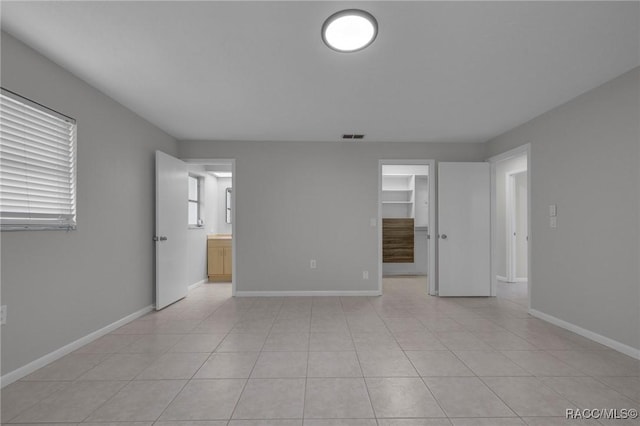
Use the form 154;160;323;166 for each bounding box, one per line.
363;270;369;280
1;305;6;325
310;259;317;269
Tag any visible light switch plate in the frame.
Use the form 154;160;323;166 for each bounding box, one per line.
550;217;558;228
549;204;557;217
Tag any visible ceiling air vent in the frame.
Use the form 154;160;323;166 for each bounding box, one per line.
342;134;365;140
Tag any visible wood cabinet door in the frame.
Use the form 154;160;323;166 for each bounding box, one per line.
209;247;224;275
223;247;232;275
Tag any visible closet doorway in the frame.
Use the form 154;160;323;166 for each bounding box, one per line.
378;160;436;295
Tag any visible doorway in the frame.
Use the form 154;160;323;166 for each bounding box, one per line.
507;170;528;283
378;160;436;295
184;159;236;295
489;145;530;308
155;154;237;310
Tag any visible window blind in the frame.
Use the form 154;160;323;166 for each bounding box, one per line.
0;88;77;230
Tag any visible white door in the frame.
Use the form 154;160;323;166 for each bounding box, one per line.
438;162;491;296
155;151;188;309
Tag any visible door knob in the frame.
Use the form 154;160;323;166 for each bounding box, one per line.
159;236;168;241
441;234;447;239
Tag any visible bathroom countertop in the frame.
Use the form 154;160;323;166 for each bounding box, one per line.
207;234;232;240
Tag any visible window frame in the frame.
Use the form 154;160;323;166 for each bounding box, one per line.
0;88;77;231
188;174;203;228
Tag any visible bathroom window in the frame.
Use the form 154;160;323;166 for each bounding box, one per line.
188;175;203;227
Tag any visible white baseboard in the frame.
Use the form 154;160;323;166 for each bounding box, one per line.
496;275;508;282
529;308;640;360
0;304;154;388
235;290;382;297
188;279;207;291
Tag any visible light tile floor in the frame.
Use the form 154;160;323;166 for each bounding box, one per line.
2;277;639;425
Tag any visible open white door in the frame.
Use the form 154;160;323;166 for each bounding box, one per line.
438;162;490;296
155;151;188;310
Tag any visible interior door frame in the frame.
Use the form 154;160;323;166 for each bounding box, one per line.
506;169;527;282
488;143;531;310
183;158;237;296
378;159;436;295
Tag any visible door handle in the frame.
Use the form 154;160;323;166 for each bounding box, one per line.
159;236;168;241
440;234;447;239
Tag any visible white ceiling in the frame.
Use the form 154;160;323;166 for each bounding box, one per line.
2;1;638;143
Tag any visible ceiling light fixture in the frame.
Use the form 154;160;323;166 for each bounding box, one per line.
212;172;232;178
322;9;377;53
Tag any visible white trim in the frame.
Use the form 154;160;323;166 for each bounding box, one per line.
0;304;154;388
378;159;436;296
529;309;640;360
231;159;236;296
188;279;207;291
487;144;530;164
496;275;508;282
235;290;382;297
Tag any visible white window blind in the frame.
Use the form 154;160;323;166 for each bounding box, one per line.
0;88;77;230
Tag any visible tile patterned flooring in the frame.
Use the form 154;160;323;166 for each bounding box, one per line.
2;277;638;425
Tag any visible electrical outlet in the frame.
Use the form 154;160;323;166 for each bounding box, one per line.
362;270;369;280
1;305;6;325
310;259;317;269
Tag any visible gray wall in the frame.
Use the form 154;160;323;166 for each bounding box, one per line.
186;226;207;286
0;33;178;375
487;67;640;350
186;165;208;287
204;174;219;235
179;141;485;293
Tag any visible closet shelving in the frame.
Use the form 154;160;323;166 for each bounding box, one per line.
382;174;415;218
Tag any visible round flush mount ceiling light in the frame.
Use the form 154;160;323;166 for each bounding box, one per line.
322;9;378;52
